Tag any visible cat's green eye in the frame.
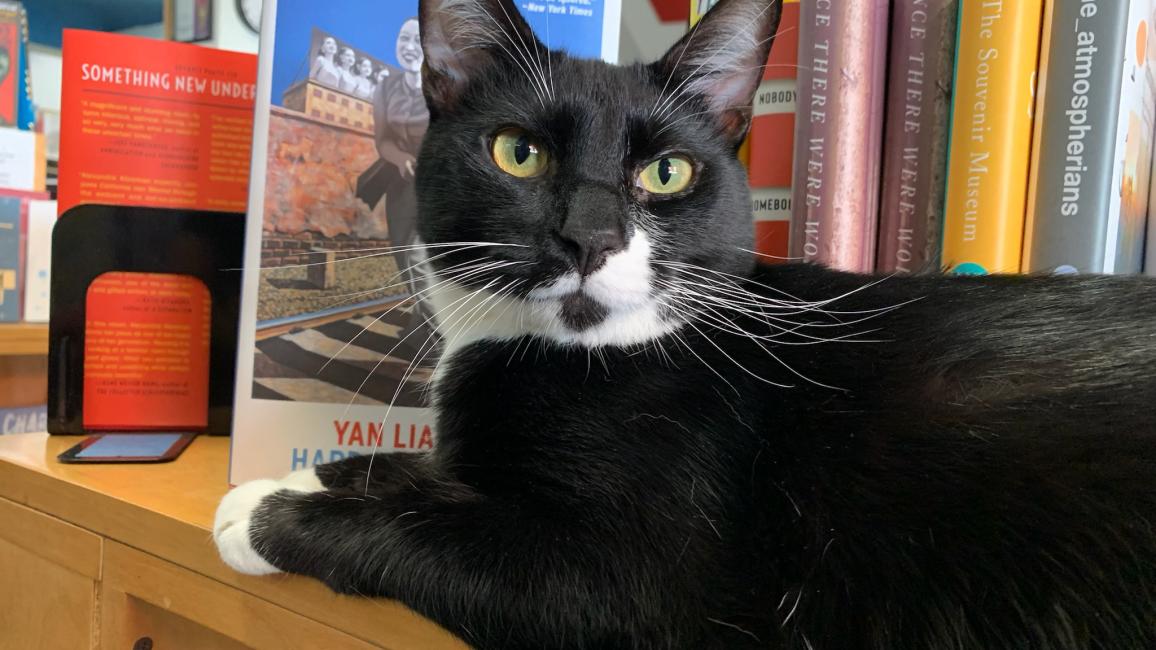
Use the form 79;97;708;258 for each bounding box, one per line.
637;156;695;195
491;128;548;178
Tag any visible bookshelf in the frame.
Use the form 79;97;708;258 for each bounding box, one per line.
0;323;48;357
0;324;49;412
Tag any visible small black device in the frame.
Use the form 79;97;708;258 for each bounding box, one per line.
57;433;197;464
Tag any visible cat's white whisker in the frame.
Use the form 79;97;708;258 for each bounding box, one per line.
653;10;783;121
321;259;524;373
363;278;504;494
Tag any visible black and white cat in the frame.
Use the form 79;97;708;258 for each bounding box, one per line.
214;0;1156;647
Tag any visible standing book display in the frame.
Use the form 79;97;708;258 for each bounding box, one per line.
230;0;623;484
47;31;256;435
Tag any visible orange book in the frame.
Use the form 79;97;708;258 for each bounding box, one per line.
749;0;798;262
692;0;798;262
942;1;1044;274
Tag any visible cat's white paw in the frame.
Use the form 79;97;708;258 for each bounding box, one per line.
213;469;326;576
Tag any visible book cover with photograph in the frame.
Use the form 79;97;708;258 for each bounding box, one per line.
1023;0;1156;275
230;0;623;484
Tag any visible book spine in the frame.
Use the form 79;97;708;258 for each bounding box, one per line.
790;0;890;273
1023;1;1130;274
0;198;19;322
748;0;799;262
877;0;959;274
942;0;1044;274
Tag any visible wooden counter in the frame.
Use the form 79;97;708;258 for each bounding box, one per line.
0;433;469;650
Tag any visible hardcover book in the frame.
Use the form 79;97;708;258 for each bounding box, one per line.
789;0;890;273
748;0;799;263
692;0;798;262
877;0;959;274
941;0;1044;274
1023;0;1156;274
230;0;623;484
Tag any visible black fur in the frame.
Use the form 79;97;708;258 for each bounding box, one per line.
239;0;1156;647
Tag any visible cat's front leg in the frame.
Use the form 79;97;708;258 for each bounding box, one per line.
213;455;696;649
213;466;327;575
213;453;417;576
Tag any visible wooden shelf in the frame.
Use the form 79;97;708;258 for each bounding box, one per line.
0;323;49;357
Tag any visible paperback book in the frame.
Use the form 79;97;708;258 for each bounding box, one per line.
230;0;623;484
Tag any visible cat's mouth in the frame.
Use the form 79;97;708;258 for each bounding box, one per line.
558;292;609;330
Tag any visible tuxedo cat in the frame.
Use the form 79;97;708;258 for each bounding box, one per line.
215;0;1156;647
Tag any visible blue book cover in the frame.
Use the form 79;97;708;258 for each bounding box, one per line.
231;0;622;483
0;196;21;321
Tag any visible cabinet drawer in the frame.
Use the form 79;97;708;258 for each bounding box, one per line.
0;497;102;649
102;541;380;650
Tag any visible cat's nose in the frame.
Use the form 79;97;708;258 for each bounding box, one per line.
558;226;626;277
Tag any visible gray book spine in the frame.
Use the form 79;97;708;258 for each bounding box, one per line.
1024;0;1128;274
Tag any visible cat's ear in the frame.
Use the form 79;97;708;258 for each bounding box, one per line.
419;0;545;113
653;0;782;143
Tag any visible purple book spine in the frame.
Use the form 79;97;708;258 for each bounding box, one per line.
877;0;958;274
790;0;890;273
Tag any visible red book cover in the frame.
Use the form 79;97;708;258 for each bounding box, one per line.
747;0;799;262
58;30;257;216
749;0;799;188
0;12;19;127
789;0;890;273
83;272;211;430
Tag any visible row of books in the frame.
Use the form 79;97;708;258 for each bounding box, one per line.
724;0;1156;276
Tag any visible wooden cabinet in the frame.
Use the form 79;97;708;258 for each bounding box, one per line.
0;433;469;650
0;498;100;650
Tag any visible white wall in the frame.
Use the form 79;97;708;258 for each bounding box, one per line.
206;0;258;54
118;21;166;39
619;0;686;64
28;45;62;112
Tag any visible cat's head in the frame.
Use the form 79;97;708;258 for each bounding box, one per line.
414;0;781;350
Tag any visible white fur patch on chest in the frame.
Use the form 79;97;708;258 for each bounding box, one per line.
421;231;677;365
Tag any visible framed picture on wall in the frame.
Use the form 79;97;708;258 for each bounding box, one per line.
171;0;213;43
